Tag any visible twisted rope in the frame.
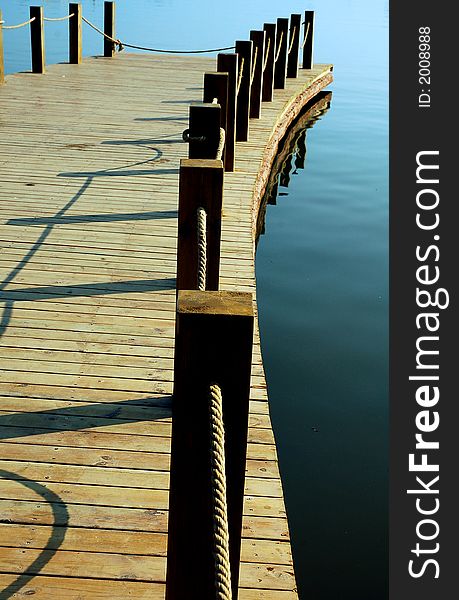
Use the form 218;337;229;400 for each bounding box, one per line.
82;15;234;54
236;57;245;96
301;23;311;49
274;31;284;63
262;37;271;72
249;46;258;86
209;384;232;600
197;207;207;291
82;15;123;50
2;17;36;30
288;25;297;54
44;14;74;22
216;128;226;161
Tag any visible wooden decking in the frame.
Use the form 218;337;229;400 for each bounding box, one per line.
0;53;332;598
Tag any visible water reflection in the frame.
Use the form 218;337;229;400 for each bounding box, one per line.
256;91;332;241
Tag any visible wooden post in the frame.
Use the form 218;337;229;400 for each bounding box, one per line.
217;53;237;172
30;6;45;74
203;72;228;166
104;1;116;57
235;40;252;142
176;159;223;292
188;103;222;160
249;30;265;119
262;23;276;102
166;290;254;600
69;3;82;64
274;17;288;89
303;10;315;69
0;11;4;85
287;13;301;78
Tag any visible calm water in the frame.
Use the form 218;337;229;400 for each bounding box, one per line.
3;1;388;598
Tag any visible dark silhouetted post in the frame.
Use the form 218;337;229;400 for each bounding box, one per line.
30;6;45;73
274;17;288;89
188;102;222;160
217;53;237;172
249;30;265;118
303;10;315;69
166;290;254;600
235;40;252;141
262;23;276;101
69;3;82;64
104;1;116;57
287;13;301;78
176;159;223;292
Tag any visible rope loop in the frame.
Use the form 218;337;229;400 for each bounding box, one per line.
2;16;36;30
81;14;234;54
216;128;226;161
301;23;311;49
274;31;284;63
208;383;232;600
182;129;206;143
197;207;207;291
82;15;123;51
236;57;245;96
249;46;258;86
44;13;74;22
287;25;297;55
262;37;271;72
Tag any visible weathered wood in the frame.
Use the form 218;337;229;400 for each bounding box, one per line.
188;102;222;159
69;3;82;65
30;6;45;74
203;71;229;165
262;23;276;102
0;11;4;85
103;1;116;57
176;159;223;291
303;10;315;69
274;18;288;89
235;40;253;141
249;31;265;119
287;14;301;78
217;53;238;172
167;290;254;600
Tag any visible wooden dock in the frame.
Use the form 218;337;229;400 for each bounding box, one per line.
0;12;332;598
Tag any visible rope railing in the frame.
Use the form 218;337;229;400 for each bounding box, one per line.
1;17;36;30
82;14;234;54
288;25;297;54
197;207;207;291
302;22;311;49
209;383;232;600
236;57;245;96
262;37;271;73
274;30;284;63
216;128;226;161
44;14;74;22
249;46;258;86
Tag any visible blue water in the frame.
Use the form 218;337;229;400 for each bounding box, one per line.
2;1;388;598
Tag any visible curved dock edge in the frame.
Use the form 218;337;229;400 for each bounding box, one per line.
250;67;333;239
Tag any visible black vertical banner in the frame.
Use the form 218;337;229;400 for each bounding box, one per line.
390;2;457;599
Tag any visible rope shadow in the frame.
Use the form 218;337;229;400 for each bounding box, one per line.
7;210;178;227
0;278;176;303
0;469;69;599
0;396;172;442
